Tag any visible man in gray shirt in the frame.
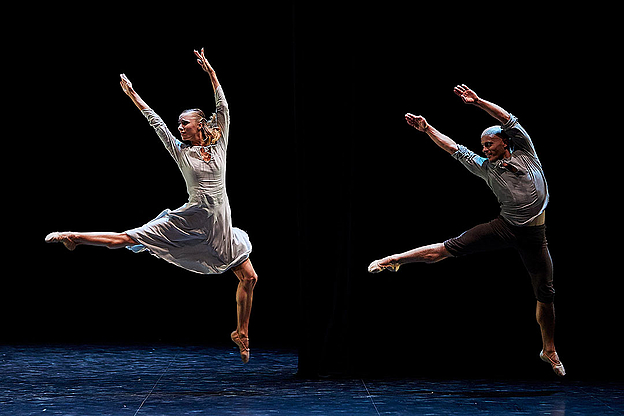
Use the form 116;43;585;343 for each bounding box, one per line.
368;85;564;377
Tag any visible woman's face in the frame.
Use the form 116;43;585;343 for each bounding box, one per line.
178;113;203;144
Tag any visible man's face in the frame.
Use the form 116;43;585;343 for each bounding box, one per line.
481;134;510;161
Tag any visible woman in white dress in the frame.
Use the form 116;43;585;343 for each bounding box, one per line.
46;49;257;363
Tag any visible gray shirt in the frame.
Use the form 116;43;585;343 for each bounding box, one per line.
452;115;548;226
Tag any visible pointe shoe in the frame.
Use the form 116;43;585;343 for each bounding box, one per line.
45;232;77;251
367;259;400;273
231;330;250;364
540;350;566;377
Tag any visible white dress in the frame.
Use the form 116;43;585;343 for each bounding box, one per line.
125;86;252;274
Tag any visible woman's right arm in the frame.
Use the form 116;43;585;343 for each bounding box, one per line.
120;73;181;159
120;73;150;111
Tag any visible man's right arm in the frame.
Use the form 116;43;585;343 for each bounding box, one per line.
405;113;459;155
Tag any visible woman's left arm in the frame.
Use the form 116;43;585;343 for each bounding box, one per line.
194;48;220;92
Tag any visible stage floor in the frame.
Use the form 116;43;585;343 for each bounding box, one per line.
1;344;622;415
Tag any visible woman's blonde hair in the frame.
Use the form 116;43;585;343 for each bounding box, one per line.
179;108;222;146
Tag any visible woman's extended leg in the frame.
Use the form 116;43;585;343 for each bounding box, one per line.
230;258;258;363
45;231;135;250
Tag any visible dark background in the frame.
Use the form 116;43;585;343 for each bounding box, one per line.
7;4;620;380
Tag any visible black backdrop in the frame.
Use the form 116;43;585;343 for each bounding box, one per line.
8;4;621;380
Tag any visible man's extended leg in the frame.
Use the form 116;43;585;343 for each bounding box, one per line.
231;259;258;363
368;242;452;273
369;219;510;274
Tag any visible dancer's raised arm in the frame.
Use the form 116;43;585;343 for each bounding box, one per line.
405;113;458;155
195;48;220;92
120;73;150;111
454;84;510;124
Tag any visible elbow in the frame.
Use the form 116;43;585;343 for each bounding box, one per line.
445;143;459;155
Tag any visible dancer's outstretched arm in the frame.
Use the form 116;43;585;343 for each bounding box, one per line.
405;113;458;155
194;48;220;92
454;84;510;124
120;73;150;111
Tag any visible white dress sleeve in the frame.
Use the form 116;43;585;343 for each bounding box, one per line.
141;108;184;163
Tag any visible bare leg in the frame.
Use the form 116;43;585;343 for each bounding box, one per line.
368;242;452;273
45;231;135;250
230;259;258;363
537;301;565;376
537;301;556;352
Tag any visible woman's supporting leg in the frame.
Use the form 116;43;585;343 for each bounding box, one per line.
231;259;258;363
45;231;135;250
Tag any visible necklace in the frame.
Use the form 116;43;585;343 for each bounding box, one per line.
197;144;217;163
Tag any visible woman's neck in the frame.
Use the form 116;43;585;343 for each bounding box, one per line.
188;133;204;147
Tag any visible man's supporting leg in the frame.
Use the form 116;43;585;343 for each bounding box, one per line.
519;241;565;376
536;301;565;376
537;301;556;353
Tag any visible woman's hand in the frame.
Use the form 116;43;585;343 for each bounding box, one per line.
119;73;149;110
194;48;220;91
194;48;214;74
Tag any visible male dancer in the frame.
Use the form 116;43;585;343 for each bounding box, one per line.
368;84;564;376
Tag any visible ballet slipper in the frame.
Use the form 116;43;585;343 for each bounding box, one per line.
367;259;400;273
45;232;77;251
540;350;566;377
231;330;250;364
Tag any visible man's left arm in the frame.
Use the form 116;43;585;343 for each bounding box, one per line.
454;84;511;124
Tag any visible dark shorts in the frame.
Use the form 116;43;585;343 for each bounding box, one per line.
444;216;554;303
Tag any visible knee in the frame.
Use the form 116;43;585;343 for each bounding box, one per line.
535;282;555;304
241;270;258;289
248;271;258;287
531;269;555;304
107;233;134;249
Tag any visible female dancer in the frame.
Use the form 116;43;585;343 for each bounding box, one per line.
46;49;257;363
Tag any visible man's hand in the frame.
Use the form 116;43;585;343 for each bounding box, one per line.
120;73;134;96
405;113;429;132
454;83;511;123
405;112;458;154
454;84;479;105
